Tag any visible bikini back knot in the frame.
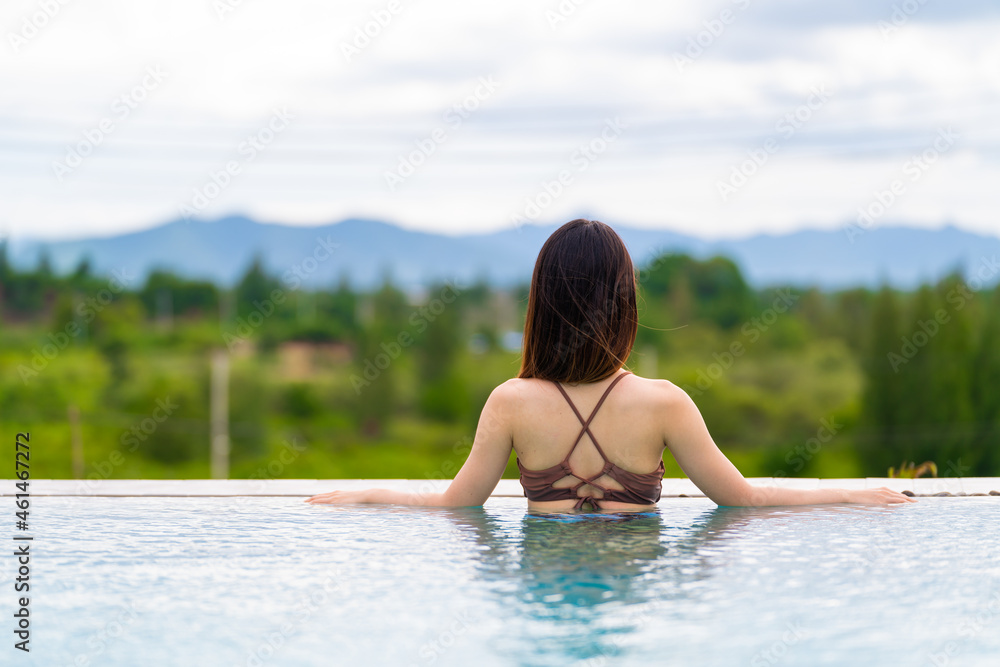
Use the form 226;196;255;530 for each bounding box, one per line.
517;372;664;510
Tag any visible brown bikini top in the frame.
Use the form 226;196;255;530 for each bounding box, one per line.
516;372;664;510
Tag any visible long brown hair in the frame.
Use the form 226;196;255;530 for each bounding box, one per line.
518;219;638;383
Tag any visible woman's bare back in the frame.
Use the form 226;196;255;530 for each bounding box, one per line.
505;370;668;511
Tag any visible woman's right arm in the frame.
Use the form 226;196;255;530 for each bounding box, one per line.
659;382;916;507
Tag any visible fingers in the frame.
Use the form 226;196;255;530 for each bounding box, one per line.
305;491;343;504
880;487;917;503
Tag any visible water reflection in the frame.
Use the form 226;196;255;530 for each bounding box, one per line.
435;503;790;665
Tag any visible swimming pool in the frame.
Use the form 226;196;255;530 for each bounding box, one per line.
3;495;999;666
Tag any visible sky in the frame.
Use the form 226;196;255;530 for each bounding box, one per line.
1;0;998;241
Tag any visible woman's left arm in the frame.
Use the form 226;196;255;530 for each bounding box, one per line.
305;382;514;507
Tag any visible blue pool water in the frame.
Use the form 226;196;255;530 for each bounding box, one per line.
2;496;999;666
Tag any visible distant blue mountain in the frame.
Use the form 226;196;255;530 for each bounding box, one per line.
6;216;999;291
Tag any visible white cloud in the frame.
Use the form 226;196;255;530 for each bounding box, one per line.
1;0;998;240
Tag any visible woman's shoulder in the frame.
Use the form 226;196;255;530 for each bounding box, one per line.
493;373;690;407
489;377;545;404
619;373;692;409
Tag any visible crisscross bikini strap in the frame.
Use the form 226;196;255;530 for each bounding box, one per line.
553;372;629;462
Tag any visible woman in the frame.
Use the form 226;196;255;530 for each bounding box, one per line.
307;219;915;509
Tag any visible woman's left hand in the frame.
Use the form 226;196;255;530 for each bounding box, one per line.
305;489;370;504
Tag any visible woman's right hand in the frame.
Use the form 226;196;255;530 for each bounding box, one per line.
845;487;918;504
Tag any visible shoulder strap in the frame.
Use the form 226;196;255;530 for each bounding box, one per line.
553;372;629;463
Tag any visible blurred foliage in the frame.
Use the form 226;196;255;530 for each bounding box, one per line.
858;276;999;476
0;248;998;480
888;461;938;479
139;269;219;320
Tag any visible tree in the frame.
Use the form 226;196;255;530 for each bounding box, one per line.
70;256;92;284
970;284;1000;475
639;252;755;339
3;251;53;317
832;287;873;352
351;279;407;438
927;275;975;468
323;274;358;336
894;286;938;463
857;286;905;472
416;284;469;422
140;270;219;319
0;239;10;284
234;255;282;318
0;240;8;321
887;279;974;474
35;249;54;280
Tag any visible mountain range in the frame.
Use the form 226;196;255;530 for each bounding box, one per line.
6;216;999;291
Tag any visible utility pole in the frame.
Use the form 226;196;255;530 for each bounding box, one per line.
210;349;230;479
